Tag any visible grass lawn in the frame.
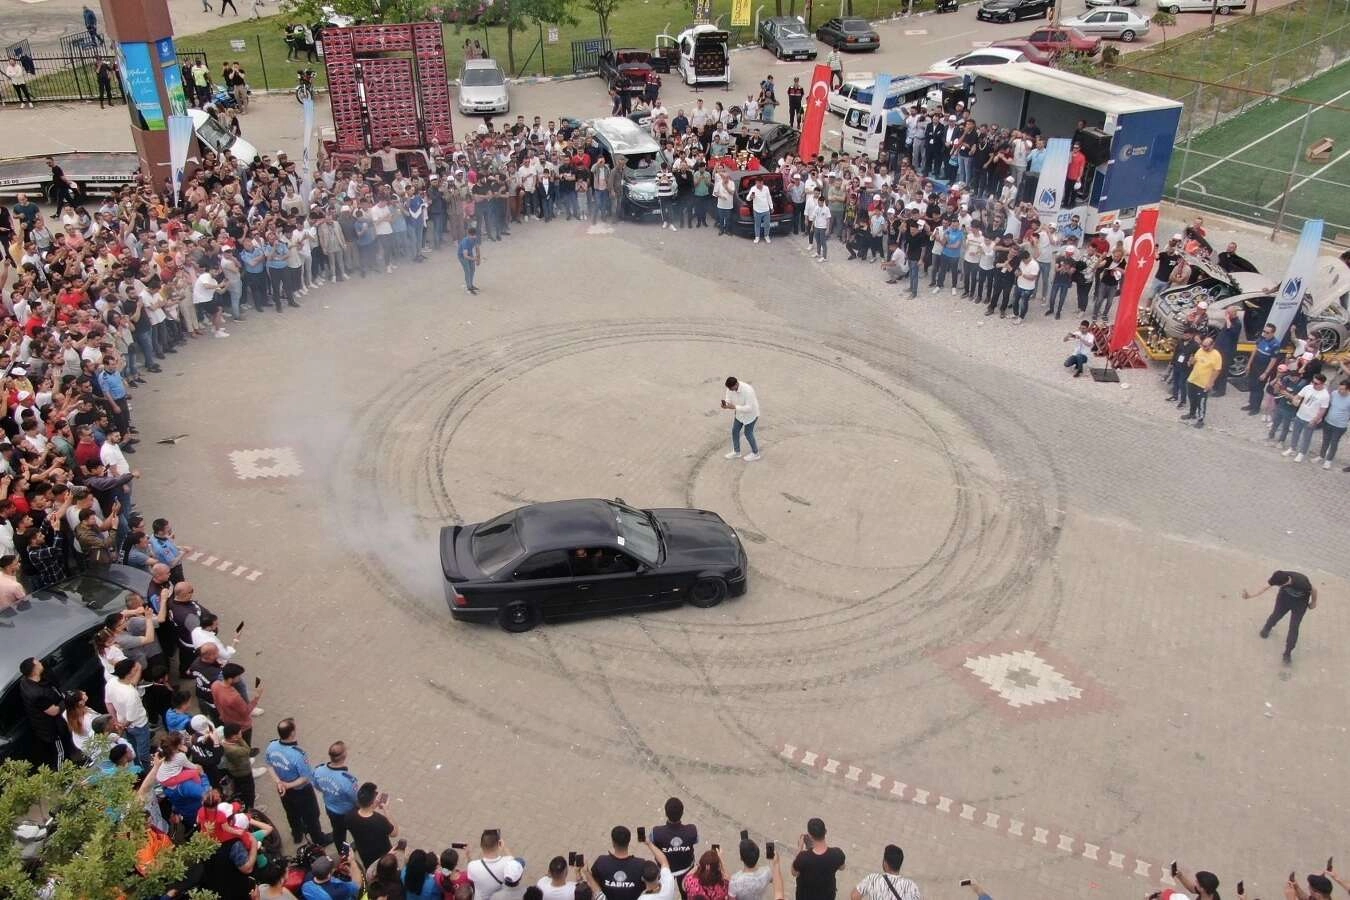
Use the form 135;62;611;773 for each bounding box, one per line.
1164;60;1350;232
175;0;944;87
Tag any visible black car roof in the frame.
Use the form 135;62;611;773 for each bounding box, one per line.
516;499;621;552
0;566;153;677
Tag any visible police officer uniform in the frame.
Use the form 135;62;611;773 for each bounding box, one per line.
265;738;331;846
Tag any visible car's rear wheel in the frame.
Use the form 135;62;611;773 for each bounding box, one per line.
498;601;540;632
688;577;728;608
1218;4;1231;12
1120;29;1136;40
1166;4;1180;12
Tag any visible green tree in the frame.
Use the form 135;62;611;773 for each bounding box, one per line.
1150;9;1177;45
279;0;436;24
0;758;218;900
578;0;627;38
495;0;577;74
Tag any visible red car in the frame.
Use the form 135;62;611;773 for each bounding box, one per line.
989;39;1056;65
1024;26;1102;55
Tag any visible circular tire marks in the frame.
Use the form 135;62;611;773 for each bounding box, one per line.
329;317;1066;806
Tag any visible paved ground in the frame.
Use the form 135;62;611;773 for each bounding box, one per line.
5;10;1349;897
100;195;1350;900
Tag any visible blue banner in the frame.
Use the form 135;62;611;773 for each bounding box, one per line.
1096;106;1181;213
868;73;891;136
116;41;166;131
1032;138;1071;216
1264;218;1324;343
155;36;189;116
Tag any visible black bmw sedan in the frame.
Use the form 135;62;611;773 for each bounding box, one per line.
440;499;748;632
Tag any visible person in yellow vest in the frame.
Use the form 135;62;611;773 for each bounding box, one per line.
1182;335;1224;429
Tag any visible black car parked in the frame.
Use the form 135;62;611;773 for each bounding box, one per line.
440;499;748;632
759;16;819;59
0;566;153;764
977;0;1054;22
732;120;801;169
814;17;881;51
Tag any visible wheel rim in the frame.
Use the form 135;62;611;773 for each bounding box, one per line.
508;605;529;625
1122;30;1134;40
694;581;721;603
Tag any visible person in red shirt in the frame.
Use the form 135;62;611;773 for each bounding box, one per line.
73;425;101;472
1065;142;1087;204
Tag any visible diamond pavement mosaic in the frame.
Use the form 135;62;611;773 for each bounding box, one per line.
962;649;1084;708
228;447;304;480
930;640;1115;721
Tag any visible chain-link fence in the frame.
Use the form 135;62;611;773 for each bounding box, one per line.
1096;0;1350;236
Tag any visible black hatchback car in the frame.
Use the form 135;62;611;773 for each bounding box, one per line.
815;17;881;51
978;0;1054;21
440;499;748;632
0;566;153;764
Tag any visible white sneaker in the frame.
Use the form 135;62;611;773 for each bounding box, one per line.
743;452;761;462
1324;460;1333;470
1311;455;1322;462
252;706;264;715
765;236;771;244
753;236;760;243
817;257;825;263
951;287;957;296
386;265;394;273
723;450;740;459
669;224;678;231
931;286;940;294
214;329;230;338
1294;453;1305;462
252;766;268;777
1282;448;1294;457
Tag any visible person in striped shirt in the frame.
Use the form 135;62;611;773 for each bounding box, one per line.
656;164;678;231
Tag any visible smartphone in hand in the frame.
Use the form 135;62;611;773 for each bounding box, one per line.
376;791;389;807
575;854;585;869
959;880;972;887
637;827;646;844
235;620;246;634
740;830;749;841
765;842;774;860
1170;861;1179;878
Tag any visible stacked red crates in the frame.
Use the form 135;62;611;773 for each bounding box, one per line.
321;22;454;152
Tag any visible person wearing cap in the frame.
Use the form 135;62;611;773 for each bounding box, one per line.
303;853;359;900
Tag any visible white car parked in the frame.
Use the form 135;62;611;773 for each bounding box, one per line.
1155;0;1245;13
457;58;510;115
827;74;874;116
926;47;1028;75
1061;7;1151;40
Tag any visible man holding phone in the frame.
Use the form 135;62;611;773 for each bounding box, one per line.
849;846;918;900
721;377;761;462
591;827;648;900
346;782;398;872
468;830;525;900
729;838;783;900
1244;570;1318;666
791;819;844;900
653;798;699;894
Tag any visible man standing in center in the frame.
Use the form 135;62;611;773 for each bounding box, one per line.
722;377;761;462
1181;335;1223;429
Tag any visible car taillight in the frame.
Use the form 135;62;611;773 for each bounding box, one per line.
739;205;750;215
452;588;469;607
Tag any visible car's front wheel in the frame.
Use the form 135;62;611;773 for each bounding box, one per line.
688;577;728;608
1166;4;1180;12
497;601;540;632
1218;4;1231;12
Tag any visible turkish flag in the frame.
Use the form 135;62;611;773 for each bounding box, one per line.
797;63;833;161
1108;207;1159;353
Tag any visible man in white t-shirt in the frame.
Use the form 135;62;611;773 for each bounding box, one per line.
1285;372;1330;462
729;839;781;900
747;181;773;244
536;857;578;900
192;266;229;338
810;193;832;261
469;830;526;900
1062;320;1095;378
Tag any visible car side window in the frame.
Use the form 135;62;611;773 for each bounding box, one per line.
571;547;640;576
513;550;572;580
1108;12;1127;21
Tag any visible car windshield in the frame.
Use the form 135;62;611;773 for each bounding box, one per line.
843;19;871;29
606;502;660;565
624;151;660;175
779;21;808;35
196;116;233;151
33;574;138;613
471;512;525;575
462;67;504;86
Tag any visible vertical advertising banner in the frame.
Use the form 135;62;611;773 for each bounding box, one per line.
300;97;316;205
156;37;189;116
1032;137;1072;217
731;0;752;26
868;73;892;136
168;114;195;205
1264;218;1324;343
1108;206;1158;353
116;41;166;131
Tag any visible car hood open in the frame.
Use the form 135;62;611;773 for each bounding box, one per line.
650;508;741;567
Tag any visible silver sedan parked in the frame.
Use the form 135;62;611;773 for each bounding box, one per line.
1062;6;1151;41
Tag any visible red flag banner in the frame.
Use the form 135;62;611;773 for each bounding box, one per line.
1108;207;1159;353
798;63;833;161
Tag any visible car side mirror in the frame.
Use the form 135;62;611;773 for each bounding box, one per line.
635;564;650;575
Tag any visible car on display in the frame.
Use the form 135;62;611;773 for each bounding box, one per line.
977;0;1054;22
726;171;795;235
587;115;664;220
597;48;654;94
729;120;802;168
187;108;260;163
1060;7;1151;41
927;46;1031;74
1024;26;1102;54
1156;0;1244;12
759;16;819;59
457;58;510;115
440;498;748;632
0;566;153;763
988;39;1056;64
658;24;731;86
815;17;881;51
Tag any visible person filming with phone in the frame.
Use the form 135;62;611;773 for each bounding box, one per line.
791;819;844;900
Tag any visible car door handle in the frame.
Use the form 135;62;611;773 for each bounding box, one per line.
576;584;591;591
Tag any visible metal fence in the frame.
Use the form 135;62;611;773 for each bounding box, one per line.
1094;0;1350;236
1;50;208;105
570;37;612;74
